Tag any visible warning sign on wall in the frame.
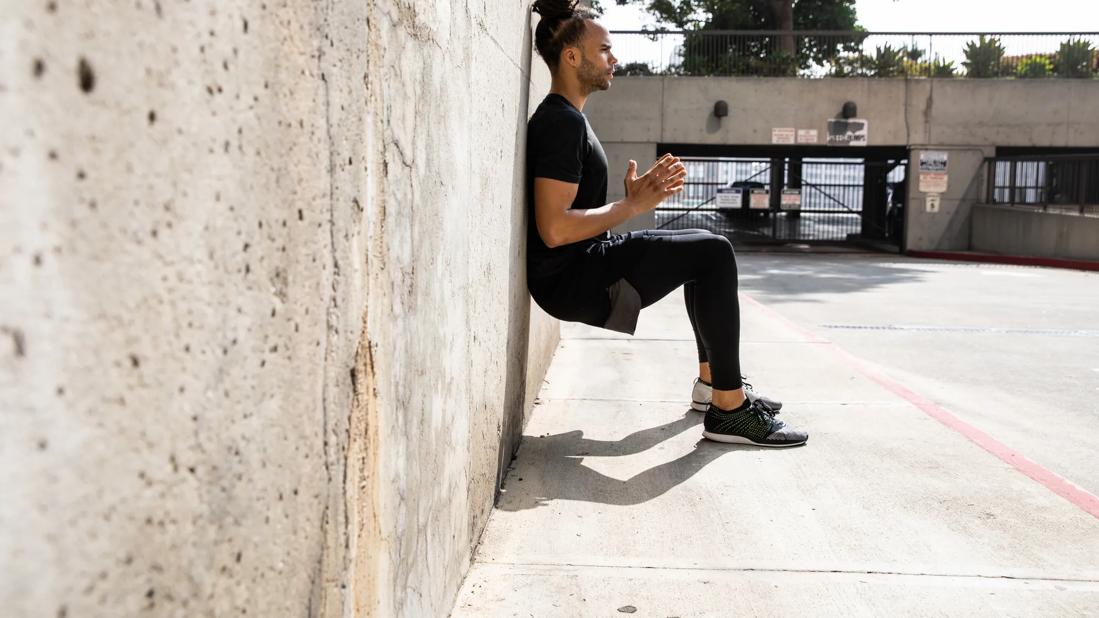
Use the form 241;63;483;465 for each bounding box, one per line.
749;189;771;209
918;173;949;193
715;187;743;210
919;151;949;172
771;128;796;144
780;189;802;210
826;118;868;146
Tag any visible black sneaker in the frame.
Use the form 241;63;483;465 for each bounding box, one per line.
703;400;808;447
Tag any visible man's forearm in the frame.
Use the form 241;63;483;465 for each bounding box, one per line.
545;199;638;247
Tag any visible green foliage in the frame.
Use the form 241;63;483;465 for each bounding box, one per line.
930;59;957;77
622;0;860;76
1016;56;1052;78
962;35;1006;78
618;61;656;76
1054;38;1096;78
872;44;906;77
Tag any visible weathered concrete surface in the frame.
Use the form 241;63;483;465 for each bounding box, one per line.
971;204;1099;261
1;1;557;617
585;76;1099;148
453;254;1099;616
905;147;993;251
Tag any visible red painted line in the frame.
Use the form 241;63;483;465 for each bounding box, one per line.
741;293;1099;520
906;250;1099;273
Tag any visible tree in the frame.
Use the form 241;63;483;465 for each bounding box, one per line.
616;0;862;76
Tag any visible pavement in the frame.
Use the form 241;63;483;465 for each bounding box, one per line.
451;253;1099;617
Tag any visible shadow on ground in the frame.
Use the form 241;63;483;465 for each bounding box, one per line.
497;409;797;511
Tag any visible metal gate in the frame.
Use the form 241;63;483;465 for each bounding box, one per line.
656;156;907;246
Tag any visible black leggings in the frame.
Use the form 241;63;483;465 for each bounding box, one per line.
530;228;743;390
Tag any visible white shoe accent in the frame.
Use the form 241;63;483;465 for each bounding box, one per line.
690;378;711;412
702;431;806;447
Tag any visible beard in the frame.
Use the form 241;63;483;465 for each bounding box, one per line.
578;55;611;93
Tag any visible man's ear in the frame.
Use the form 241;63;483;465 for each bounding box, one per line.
563;46;579;68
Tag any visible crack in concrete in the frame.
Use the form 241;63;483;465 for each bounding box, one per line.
475;561;1099;585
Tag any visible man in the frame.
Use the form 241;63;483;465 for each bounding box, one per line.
526;0;807;447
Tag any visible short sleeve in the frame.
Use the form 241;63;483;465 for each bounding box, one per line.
532;112;586;184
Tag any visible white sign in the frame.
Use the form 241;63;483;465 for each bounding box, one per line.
796;129;818;144
771;128;796;144
826;118;868;146
749;189;771;210
919;172;949;193
715;188;742;210
919;150;949;173
925;194;941;213
780;189;802;210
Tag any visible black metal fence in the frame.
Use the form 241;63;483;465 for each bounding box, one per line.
657;157;906;244
985;154;1099;215
612;31;1099;78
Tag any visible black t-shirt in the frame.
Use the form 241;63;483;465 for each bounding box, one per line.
526;93;609;279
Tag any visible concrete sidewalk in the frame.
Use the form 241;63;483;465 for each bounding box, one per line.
451;254;1099;617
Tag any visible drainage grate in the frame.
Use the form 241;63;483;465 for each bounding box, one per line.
819;324;1099;337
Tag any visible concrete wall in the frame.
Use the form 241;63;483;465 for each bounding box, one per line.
971;205;1099;261
586;77;1099;148
1;1;556;617
585;76;1099;249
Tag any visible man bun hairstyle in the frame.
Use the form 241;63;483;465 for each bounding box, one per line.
532;0;598;72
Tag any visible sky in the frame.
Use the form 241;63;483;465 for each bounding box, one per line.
599;0;1099;32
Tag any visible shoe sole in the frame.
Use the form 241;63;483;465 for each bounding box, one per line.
702;431;807;447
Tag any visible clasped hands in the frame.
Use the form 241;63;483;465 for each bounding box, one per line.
623;154;687;214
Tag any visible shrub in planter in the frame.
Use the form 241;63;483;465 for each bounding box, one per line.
1017;56;1053;78
1054;38;1096;78
963;35;1006;77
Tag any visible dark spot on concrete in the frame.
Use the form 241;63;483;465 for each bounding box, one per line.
270;307;276;317
57;606;67;618
169;454;179;472
148;110;157;125
9;328;26;357
150;228;158;239
46;1;58;13
88;199;97;210
76;169;86;181
223;60;229;71
187;465;196;474
77;57;95;93
154;1;162;18
33;253;43;266
56;386;64;396
37;438;48;451
183;344;191;353
242;242;250;252
244;263;250;275
32;58;46;78
297;209;303;221
235;550;243;562
129;354;140;368
206;85;214;96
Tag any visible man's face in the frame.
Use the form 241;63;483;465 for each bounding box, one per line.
575;22;617;93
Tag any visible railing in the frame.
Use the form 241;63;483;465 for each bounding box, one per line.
611;31;1099;78
985;154;1099;215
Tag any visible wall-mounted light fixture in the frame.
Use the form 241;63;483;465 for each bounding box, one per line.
713;100;729;118
842;101;858;119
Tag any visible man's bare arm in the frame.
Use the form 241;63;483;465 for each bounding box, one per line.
534;154;686;248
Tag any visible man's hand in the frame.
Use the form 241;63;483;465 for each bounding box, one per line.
623;154;687;215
